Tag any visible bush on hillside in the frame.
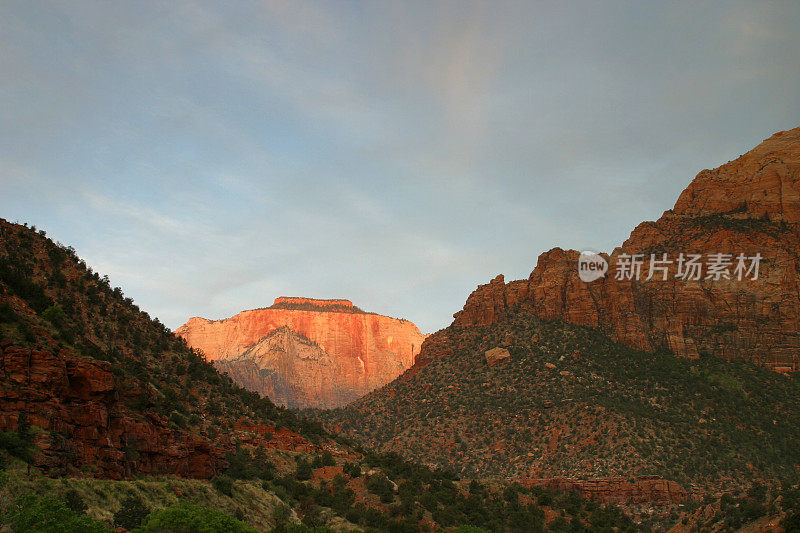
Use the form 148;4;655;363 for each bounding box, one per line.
114;495;150;531
2;494;111;532
134;503;257;533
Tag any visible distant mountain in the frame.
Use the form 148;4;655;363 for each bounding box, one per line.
318;128;800;499
175;297;425;408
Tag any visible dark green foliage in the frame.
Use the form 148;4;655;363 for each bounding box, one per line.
62;489;87;514
367;473;395;503
41;305;67;329
225;447;275;481
270;300;366;314
311;451;335;468
0;258;52;313
134;503;257;533
0;415;34;463
113;495;149;531
295;457;312;481
342;462;361;478
783;486;800;532
212;475;234;496
0;302;16;323
2;494;111;532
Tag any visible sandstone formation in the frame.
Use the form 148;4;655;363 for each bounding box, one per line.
522;476;686;505
484;347;511;366
215;327;345;408
176;298;425;408
453;127;800;371
0;338;223;479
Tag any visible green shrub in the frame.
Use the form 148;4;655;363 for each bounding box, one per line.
0;415;34;463
342;462;361;478
366;473;395;503
295;458;312;481
0;302;16;323
63;489;87;514
114;495;149;531
212;475;234;496
41;305;67;329
134;503;257;533
311;451;335;468
225;447;275;481
3;494;111;532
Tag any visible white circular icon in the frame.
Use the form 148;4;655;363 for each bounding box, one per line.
577;250;608;282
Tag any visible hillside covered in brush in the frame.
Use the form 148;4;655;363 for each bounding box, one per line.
0;217;326;479
320;305;800;496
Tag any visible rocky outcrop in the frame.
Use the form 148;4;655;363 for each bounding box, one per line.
0;339;223;479
453;127;800;371
217;327;353;408
176;298;425;408
484;347;511;367
522;476;687;505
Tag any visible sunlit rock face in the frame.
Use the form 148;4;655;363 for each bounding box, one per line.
453;127;800;372
175;298;425;408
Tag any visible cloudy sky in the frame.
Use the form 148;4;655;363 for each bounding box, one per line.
1;1;799;333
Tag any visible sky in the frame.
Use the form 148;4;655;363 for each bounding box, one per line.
1;1;799;333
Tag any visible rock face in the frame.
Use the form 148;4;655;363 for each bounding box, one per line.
0;339;223;479
215;327;344;408
175;298;425;408
453;127;800;372
522;476;686;505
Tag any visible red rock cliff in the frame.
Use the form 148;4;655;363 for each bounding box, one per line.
175;298;425;408
0;338;223;479
453;127;800;371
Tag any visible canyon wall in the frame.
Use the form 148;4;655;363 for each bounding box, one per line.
0;338;223;479
175;298;425;408
453;128;800;371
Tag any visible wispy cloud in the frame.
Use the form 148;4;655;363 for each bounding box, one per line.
2;1;799;332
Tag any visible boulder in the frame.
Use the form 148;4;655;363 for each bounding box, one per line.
485;347;511;367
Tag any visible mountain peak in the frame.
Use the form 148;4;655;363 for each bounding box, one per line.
673;126;800;222
176;300;424;408
270;296;357;312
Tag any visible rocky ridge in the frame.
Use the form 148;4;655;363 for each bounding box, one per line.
453;127;800;371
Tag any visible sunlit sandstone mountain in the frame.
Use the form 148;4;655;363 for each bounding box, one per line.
175;297;425;408
452;127;800;372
